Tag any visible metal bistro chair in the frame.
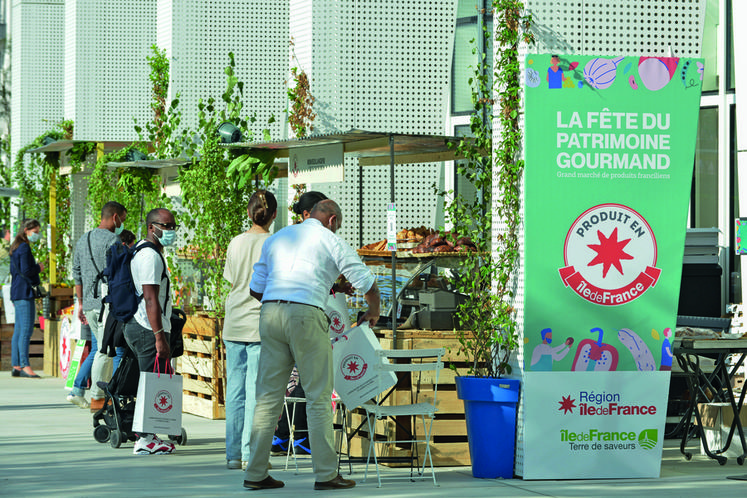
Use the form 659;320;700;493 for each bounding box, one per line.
361;347;445;487
283;392;343;473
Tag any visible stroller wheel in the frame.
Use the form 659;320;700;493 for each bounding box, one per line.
93;424;111;443
171;427;188;446
110;429;124;449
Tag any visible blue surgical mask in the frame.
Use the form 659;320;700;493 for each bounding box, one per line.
28;232;41;243
155;228;176;247
114;214;124;236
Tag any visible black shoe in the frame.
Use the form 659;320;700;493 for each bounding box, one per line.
11;369;20;377
243;475;284;490
314;474;356;490
19;370;40;378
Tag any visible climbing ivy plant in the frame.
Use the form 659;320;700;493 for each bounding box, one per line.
179;52;273;315
12;120;87;282
442;0;533;378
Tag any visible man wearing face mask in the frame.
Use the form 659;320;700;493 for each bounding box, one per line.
124;208;178;455
71;201;128;411
243;199;380;491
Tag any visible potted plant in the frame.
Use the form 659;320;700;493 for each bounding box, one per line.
441;0;533;479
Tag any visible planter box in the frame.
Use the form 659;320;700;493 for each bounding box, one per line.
1;322;44;372
176;314;225;419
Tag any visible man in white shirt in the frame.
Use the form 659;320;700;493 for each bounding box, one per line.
244;199;380;491
124;208;177;456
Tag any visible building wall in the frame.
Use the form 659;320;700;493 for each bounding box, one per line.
512;0;708;477
294;0;459;245
65;0;156;142
10;0;64;164
158;0;289;141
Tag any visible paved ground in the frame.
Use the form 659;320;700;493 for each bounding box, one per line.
2;373;747;497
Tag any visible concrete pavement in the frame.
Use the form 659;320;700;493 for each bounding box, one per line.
2;373;747;497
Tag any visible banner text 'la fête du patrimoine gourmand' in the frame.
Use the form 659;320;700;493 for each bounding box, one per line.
522;54;702;479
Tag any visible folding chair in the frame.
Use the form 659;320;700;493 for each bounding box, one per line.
283;392;343;473
361;347;445;487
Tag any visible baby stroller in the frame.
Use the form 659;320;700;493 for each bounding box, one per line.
92;345;187;448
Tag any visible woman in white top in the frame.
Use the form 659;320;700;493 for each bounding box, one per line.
223;190;277;470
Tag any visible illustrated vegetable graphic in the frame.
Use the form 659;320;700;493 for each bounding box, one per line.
571;327;619;371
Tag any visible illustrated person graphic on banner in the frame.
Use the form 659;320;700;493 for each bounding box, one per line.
529;328;573;371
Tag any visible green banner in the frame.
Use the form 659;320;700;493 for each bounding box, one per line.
524;54;703;372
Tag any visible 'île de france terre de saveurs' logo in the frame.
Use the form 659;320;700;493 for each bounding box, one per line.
154;389;173;414
341;353;368;381
559;203;660;306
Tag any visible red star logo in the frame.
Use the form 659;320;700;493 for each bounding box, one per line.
332;316;342;327
558;395;576;414
159;395;169;407
345;360;360;374
586;228;634;278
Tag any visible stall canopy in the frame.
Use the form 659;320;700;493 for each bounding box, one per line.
223;128;480;167
224;129;487;342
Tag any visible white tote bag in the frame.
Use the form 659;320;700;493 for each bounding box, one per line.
326;292;352;338
331;323;397;409
133;362;183;435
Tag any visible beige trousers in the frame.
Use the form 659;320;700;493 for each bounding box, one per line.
244;302;337;483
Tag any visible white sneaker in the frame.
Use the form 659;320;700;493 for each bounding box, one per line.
66;394;89;409
227;459;242;469
133;434;175;455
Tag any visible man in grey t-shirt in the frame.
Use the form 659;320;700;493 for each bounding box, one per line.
72;201;127;412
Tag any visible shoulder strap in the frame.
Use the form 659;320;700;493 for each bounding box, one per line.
133;241;170;311
86;232;101;274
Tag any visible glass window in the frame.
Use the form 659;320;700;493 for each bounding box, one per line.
692;107;719;228
701;0;718;92
728;0;735;90
451;1;493;115
452;21;477;114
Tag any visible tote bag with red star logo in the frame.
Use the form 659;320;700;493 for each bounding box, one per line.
331;323;396;409
133;361;183;435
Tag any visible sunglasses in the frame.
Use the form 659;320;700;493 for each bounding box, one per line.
152;221;180;231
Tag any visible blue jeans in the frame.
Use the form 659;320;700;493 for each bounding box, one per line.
112;346;126;374
11;299;35;368
70;333;99;397
225;340;261;462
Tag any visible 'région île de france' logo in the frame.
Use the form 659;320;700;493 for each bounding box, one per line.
559;203;660;306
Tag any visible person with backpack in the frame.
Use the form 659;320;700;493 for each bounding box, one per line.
124;208;177;456
71;201;127;409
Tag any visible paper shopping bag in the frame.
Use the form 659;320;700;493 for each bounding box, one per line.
133;367;183;435
331;323;397;409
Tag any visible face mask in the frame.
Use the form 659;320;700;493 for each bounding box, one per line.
155;228;176;247
28;232;41;243
114;214;124;236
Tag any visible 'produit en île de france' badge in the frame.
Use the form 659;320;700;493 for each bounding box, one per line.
559;203;660;306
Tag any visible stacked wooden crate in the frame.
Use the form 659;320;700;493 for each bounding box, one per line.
344;329;471;467
177;314;226;419
0;322;44;371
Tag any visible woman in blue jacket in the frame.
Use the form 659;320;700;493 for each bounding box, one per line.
10;219;44;378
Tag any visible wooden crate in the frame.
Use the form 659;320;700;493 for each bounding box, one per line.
177;314;225;419
341;329;471;467
1;322;44;371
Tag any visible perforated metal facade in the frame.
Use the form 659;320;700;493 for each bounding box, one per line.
158;0;288;142
512;0;708;476
293;0;459;244
65;0;156;142
10;0;65;164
